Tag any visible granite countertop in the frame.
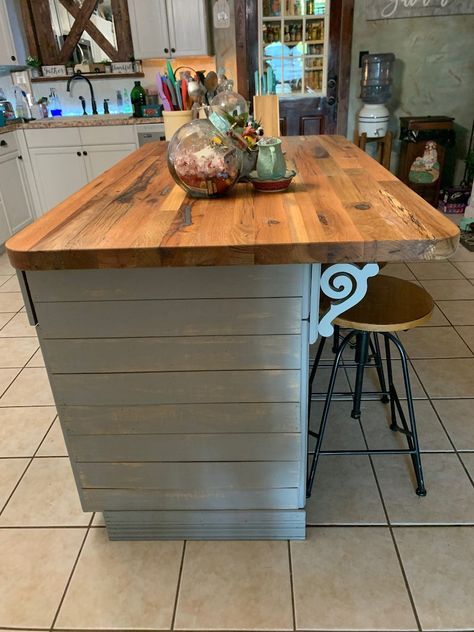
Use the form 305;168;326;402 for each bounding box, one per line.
6;136;460;271
0;115;163;134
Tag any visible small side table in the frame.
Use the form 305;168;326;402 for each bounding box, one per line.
398;116;455;208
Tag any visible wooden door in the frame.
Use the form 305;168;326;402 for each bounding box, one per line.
235;0;354;135
29;147;89;215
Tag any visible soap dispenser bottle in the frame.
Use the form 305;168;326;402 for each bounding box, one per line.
49;88;62;117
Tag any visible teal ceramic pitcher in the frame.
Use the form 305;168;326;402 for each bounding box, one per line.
256;137;287;180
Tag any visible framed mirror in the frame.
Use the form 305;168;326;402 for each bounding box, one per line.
20;0;133;65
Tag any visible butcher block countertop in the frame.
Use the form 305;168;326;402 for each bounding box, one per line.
7;135;459;270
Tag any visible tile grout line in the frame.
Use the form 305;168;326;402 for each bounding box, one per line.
0;412;57;517
357;419;423;632
407;360;474;491
49;512;95;632
287;540;297;631
170;540;187;631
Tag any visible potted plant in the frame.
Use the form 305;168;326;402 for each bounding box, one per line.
26;56;42;78
65;61;75;76
102;59;112;74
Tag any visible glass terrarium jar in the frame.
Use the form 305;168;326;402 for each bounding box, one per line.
210;83;248;118
168;119;243;198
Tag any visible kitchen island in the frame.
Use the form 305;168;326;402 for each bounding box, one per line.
6;136;458;540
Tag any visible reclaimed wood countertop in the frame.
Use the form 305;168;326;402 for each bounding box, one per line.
7;136;459;270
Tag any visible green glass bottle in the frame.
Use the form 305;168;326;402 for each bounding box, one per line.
131;81;146;118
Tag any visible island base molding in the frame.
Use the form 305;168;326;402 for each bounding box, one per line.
103;510;306;540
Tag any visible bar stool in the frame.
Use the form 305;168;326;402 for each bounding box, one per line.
307;274;433;499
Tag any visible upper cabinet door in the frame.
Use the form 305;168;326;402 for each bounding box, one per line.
0;0;17;64
128;0;171;59
167;0;209;57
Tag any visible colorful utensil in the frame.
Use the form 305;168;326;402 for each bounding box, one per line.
156;73;172;111
162;77;175;111
181;79;188;110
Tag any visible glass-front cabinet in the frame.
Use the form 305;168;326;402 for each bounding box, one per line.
258;0;329;96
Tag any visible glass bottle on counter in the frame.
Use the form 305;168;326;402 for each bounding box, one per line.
131;81;146;118
116;90;124;114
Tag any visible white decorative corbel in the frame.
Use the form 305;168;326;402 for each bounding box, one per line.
317;263;379;337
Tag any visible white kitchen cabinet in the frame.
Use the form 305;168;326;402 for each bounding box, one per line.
25;125;140;215
0;0;17;64
0;0;26;66
128;0;170;60
167;0;209;57
0;132;34;246
129;0;209;59
0;153;33;236
29;147;89;215
0;198;9;246
83;144;138;181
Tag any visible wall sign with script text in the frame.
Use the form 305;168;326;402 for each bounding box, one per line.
366;0;474;20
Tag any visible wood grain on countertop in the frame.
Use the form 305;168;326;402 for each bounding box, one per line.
7;135;459;270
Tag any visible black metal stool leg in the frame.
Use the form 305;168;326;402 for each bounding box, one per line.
332;325;340;353
384;332;426;497
372;333;389;404
307;331;355;498
351;332;369;420
384;335;398;431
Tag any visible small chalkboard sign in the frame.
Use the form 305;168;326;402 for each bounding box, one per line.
42;65;66;77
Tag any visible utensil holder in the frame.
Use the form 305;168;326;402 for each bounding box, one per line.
163;110;193;141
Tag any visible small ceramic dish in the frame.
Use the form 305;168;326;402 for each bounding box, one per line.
248;169;297;193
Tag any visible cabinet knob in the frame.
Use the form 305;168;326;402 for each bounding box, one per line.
0;140;7;147
171;48;176;54
327;96;336;106
164;48;169;53
18;155;23;160
10;55;16;61
83;151;88;156
77;151;82;156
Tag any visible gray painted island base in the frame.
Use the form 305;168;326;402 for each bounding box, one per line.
19;263;377;540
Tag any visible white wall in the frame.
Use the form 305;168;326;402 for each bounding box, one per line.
348;0;474;181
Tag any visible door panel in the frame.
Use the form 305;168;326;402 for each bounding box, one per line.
167;0;208;56
0;199;10;245
29;147;88;214
128;0;170;59
83;144;137;181
0;155;33;234
279;97;329;136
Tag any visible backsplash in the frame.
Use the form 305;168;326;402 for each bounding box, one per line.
29;57;216;116
0;56;217;117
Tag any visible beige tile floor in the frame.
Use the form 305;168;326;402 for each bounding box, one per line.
0;236;474;631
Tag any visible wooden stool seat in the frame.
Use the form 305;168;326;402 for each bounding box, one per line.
322;275;434;332
307;273;432;500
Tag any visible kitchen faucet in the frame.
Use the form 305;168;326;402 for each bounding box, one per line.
66;73;98;115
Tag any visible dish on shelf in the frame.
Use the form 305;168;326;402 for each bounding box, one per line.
248;169;296;192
